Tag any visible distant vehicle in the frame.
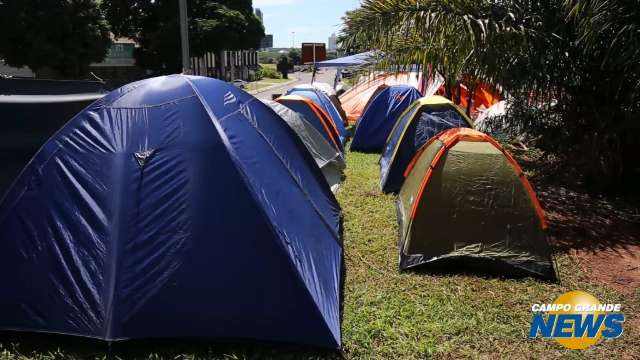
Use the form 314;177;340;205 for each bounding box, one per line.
231;79;248;89
341;69;354;79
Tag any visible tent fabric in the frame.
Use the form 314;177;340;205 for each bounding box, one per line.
285;86;347;144
339;72;422;123
359;85;390;118
436;81;502;118
262;100;346;193
315;51;376;68
299;83;349;127
329;94;349;125
351;85;422;153
276;95;343;152
0;75;343;349
475;100;508;132
311;82;336;96
0;93;106;198
380;96;473;193
397;128;555;280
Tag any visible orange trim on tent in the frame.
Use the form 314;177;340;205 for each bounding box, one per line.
276;96;341;150
407;128;547;229
339;73;422;123
303;98;341;143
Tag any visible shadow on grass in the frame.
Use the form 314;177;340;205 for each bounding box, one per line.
0;331;343;360
403;256;558;283
510;147;640;256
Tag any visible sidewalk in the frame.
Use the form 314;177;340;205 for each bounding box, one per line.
247;77;297;95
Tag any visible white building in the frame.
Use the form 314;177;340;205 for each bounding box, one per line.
328;33;337;52
191;50;259;82
0;60;35;78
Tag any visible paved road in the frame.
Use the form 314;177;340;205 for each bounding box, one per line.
255;69;337;100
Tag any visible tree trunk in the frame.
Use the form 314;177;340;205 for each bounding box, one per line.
217;50;225;80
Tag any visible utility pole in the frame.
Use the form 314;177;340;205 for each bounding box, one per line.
291;32;295;49
179;0;191;74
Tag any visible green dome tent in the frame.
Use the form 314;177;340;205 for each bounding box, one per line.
397;128;556;280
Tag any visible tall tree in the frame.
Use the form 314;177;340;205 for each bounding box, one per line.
101;0;264;74
0;0;112;78
288;49;301;66
277;55;291;79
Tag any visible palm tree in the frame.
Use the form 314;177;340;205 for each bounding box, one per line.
340;0;640;186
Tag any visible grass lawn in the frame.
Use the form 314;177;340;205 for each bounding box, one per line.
259;78;294;84
244;82;273;92
259;63;277;70
0;144;637;359
336;149;638;359
246;77;296;92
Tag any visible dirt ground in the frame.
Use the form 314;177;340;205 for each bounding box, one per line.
511;146;640;295
572;247;640;295
542;186;640;295
510;146;640;342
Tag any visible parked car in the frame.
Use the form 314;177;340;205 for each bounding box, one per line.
341;69;354;79
231;79;248;89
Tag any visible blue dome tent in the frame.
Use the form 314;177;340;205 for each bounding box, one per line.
286;86;347;144
0;75;343;349
351;85;422;153
380;96;473;193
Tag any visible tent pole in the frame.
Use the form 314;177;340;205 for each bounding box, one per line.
311;44;317;84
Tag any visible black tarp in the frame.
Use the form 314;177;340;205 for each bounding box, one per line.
0;78;110;95
0;93;105;196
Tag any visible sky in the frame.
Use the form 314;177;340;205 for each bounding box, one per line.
253;0;362;48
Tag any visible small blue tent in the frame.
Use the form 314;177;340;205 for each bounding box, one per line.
0;75;343;349
286;86;347;144
380;96;473;193
351;85;422;153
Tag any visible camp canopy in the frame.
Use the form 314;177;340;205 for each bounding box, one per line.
315;51;377;68
0;75;343;349
380;96;473;193
339;72;422;123
276;95;343;152
286;86;347;144
351;85;422;153
397;128;555;280
263;100;345;192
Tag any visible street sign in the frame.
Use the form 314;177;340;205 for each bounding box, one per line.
301;43;327;65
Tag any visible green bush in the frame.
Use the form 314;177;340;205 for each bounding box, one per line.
256;65;280;80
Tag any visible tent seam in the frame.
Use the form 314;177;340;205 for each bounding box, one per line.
184;78;341;345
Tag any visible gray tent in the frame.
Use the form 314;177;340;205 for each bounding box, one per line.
263;100;345;192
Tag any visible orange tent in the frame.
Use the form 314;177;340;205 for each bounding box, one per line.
437;81;502;118
339;72;422;124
